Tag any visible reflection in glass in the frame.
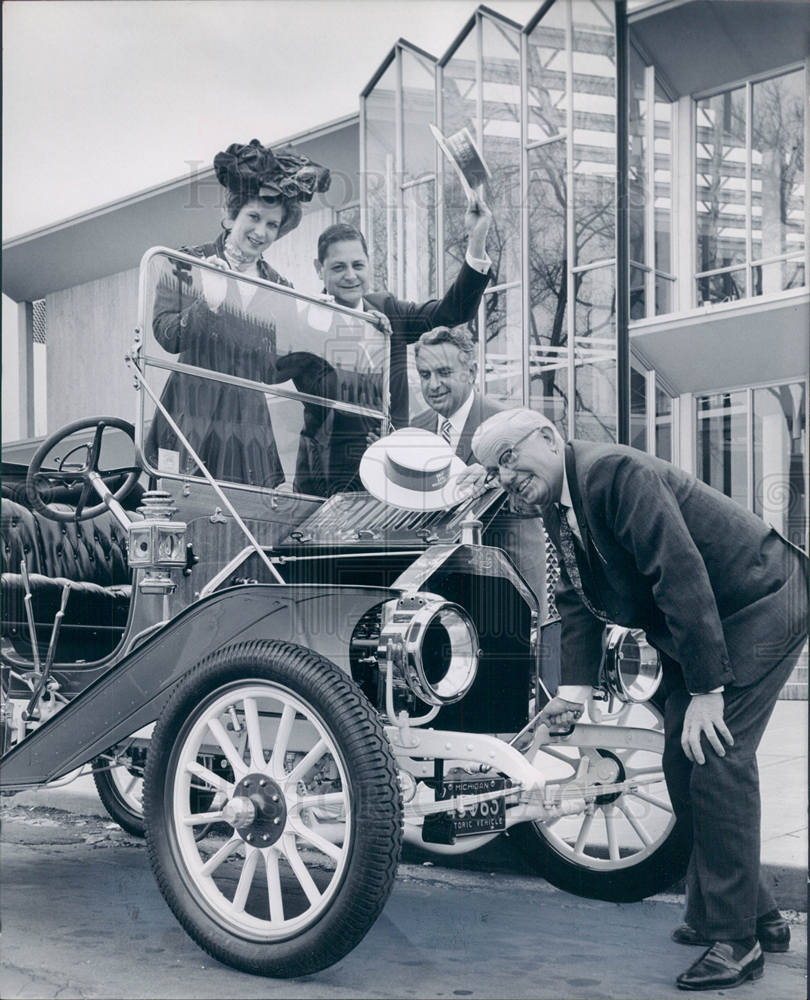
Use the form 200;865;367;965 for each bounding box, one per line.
695;87;746;280
753;382;806;550
573;264;616;441
655;384;672;462
572;0;616;267
697;267;745;306
654;81;673;287
696;391;747;510
403;179;437;301
628;47;647;271
528;139;568;433
526;0;568;144
752;70;805;288
141;253;386;498
630;367;647;451
364;60;398;292
482;15;521;287
483;284;523;403
442;28;478;285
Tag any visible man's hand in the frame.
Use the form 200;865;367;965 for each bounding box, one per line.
455;462;495;499
464;195;492;259
681;692;733;765
366;308;392;336
538;696;585;733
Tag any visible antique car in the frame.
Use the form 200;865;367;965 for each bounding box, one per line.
0;249;688;978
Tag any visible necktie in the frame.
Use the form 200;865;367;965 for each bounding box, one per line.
440;418;453;447
545;504;609;622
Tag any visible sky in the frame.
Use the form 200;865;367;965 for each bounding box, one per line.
2;0;541;239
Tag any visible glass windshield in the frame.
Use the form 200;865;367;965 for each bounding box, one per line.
137;249;389;498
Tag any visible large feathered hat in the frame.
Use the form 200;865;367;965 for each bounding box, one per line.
213;138;331;238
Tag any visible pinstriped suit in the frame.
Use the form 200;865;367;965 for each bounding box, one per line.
552;440;808;939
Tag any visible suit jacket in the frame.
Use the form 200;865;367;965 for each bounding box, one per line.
411;391;503;462
552;441;808;694
365;261;490;429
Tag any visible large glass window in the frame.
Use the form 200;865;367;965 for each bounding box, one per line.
440;27;478;286
696;381;806;549
696;391;748;509
695;69;806;306
753;382;806;549
363;58;398;293
628;48;675;319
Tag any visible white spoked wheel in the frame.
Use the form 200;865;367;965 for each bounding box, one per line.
173;682;351;939
144;641;402;978
511;696;689;901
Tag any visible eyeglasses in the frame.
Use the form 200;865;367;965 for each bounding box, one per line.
483;426;540;484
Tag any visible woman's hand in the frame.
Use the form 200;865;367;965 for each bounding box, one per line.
200;255;229;311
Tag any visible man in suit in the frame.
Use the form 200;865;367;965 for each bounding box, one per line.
471;407;807;992
411;326;502;460
314;196;492;431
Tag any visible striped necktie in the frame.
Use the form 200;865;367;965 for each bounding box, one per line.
440;418;453;447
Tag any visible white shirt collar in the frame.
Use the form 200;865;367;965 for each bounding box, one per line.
445;389;475;436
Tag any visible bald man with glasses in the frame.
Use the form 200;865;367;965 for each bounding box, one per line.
470;407;807;993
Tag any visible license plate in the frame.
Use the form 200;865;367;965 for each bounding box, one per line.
435;777;508;836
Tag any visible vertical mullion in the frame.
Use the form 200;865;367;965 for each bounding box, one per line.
395;47;405;297
746;385;754;512
436;62;446;293
645;63;656;317
476;13;486;399
520;28;530;408
745;80;752;298
646;368;656;456
565;0;576;440
616;0;630;445
359;96;368;241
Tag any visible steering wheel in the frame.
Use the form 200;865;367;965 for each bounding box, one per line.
26;416;140;522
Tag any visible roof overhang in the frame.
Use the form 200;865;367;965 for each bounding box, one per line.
2;114;360;303
629;0;810;98
631;290;809;395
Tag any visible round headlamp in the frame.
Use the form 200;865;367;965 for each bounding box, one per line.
378;593;479;706
601;626;662;704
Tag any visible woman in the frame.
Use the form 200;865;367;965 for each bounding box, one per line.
145;139;330;488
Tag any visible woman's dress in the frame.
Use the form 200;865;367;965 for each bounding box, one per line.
145;234;292;489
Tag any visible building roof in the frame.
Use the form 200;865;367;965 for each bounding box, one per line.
2;113;359;303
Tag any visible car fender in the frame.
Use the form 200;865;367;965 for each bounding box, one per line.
0;583;397;789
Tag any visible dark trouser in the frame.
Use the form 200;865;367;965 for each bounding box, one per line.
661;628;806;941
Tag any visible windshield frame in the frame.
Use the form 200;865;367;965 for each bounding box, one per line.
134;245;391;499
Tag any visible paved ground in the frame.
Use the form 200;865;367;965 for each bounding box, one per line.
0;805;806;1000
1;701;805;998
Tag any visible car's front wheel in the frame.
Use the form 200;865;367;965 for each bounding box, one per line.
510;694;689;902
143;640;402;978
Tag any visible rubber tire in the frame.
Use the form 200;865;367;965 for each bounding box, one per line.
509;692;690;902
92;755;146;838
143;640;403;978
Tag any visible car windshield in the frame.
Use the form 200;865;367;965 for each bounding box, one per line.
137;248;388;499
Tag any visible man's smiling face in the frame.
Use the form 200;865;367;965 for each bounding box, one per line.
316;239;370;307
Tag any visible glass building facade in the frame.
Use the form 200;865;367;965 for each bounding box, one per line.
360;0;808;548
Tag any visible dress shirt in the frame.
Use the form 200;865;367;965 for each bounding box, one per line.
464;248;492;275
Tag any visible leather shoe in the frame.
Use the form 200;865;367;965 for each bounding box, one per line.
672;913;790;953
676;941;764;991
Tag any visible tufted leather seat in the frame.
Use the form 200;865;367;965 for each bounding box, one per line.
1;499;133;662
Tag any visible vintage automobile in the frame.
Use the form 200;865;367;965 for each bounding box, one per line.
0;249;688;978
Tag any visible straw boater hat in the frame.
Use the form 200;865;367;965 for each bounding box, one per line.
359;428;471;511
